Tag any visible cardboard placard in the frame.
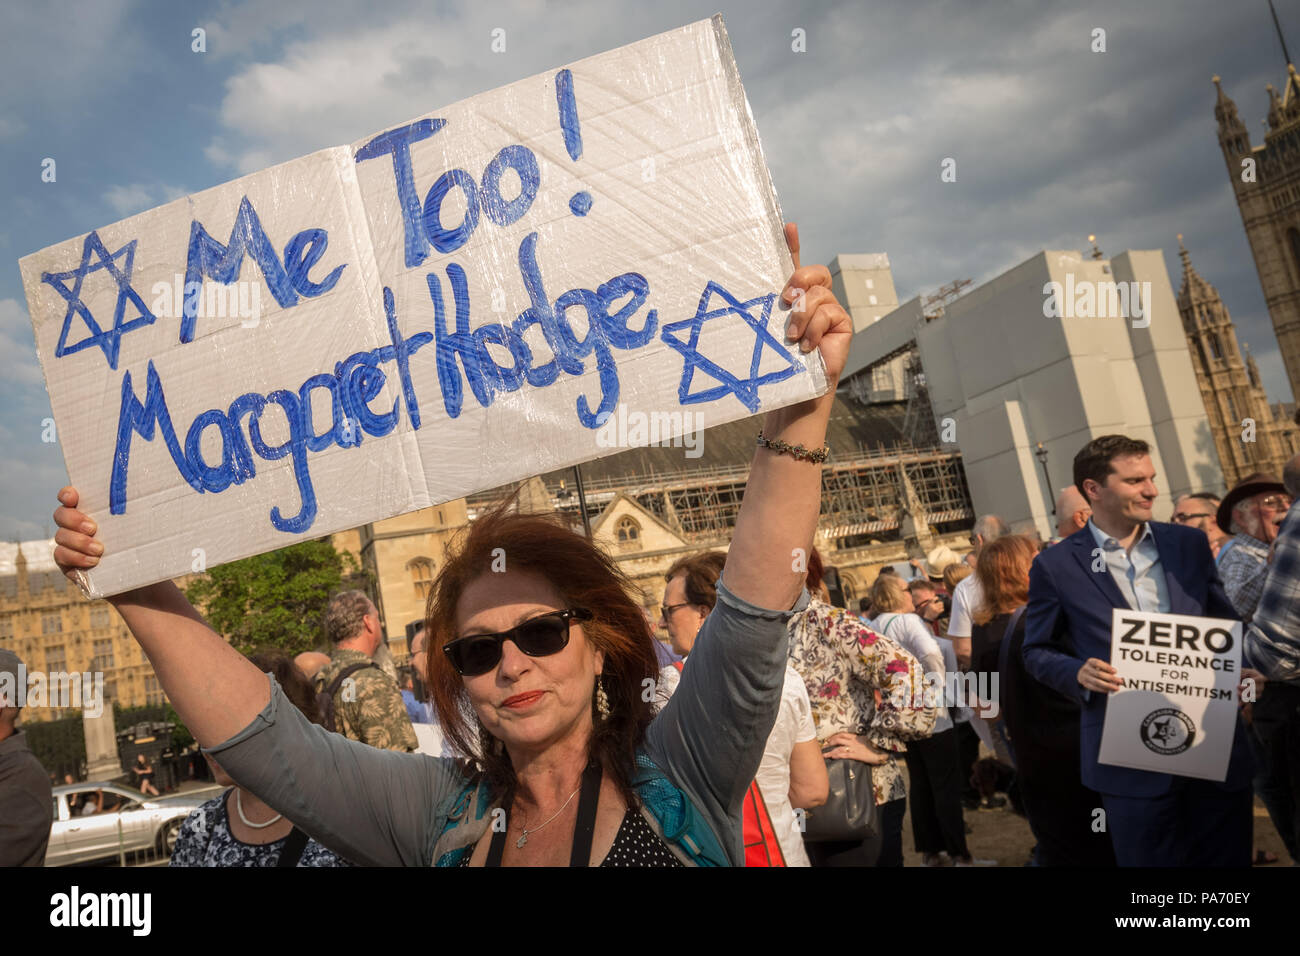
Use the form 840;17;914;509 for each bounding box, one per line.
1097;609;1242;782
18;16;826;597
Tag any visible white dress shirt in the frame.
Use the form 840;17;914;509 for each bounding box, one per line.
1085;518;1170;613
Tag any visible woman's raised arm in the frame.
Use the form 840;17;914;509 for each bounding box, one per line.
723;223;852;611
53;486;271;747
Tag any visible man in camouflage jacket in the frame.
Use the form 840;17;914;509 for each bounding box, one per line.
315;591;417;753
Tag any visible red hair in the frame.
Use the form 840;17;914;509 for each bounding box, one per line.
805;547;824;594
972;535;1038;625
425;500;659;806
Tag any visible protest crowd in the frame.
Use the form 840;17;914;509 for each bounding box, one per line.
5;231;1300;870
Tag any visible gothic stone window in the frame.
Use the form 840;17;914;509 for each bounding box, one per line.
615;516;643;551
1196;338;1211;372
407;557;435;601
91;639;115;671
1289;227;1300;282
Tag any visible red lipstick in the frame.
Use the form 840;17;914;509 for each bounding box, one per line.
502;691;544;709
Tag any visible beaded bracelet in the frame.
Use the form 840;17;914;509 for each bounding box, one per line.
756;430;830;463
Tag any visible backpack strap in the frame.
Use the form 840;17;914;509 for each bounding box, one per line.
1002;606;1027;644
320;661;379;732
876;614;900;636
997;607;1027;679
568;762;603;866
276;826;311;867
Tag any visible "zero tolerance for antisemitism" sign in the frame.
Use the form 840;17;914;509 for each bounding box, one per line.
1098;609;1243;782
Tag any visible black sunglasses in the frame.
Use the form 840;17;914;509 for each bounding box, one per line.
442;608;593;676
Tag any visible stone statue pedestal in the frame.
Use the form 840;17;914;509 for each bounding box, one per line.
83;706;122;782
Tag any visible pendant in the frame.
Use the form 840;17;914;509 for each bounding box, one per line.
516;831;529;849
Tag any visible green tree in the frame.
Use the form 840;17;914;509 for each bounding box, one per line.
24;713;86;780
185;539;370;656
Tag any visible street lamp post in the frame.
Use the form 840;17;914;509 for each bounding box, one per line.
1035;442;1055;518
556;467;593;539
571;465;592;539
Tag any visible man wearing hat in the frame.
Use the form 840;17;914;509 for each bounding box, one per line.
1216;473;1292;622
924;544;959;581
0;649;54;866
1245;453;1300;863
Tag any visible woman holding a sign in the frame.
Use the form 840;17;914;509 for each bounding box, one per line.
50;225;852;867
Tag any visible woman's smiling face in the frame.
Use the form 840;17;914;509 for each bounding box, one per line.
455;569;603;758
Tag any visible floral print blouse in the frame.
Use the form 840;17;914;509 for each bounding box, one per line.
788;599;938;805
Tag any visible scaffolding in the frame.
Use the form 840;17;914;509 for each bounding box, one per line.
900;349;940;447
468;444;973;546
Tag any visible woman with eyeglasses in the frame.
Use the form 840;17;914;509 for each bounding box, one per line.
50;223;852;867
658;550;828;866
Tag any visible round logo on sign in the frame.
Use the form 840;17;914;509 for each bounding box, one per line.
1140;708;1196;755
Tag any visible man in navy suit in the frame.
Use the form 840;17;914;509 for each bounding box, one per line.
1022;435;1254;866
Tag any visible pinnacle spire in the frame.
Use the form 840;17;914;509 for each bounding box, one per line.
1268;82;1285;129
1244;341;1263;386
1214;75;1247;138
1176;235;1217;311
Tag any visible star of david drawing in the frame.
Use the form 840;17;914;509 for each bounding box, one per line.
660;280;802;413
42;230;157;370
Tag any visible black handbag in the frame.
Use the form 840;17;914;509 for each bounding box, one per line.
801;756;878;843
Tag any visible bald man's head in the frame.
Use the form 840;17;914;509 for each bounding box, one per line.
293;651;331;682
1055;486;1092;539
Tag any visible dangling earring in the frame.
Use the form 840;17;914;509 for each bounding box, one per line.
595;675;611;721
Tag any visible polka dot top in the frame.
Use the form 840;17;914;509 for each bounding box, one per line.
601;808;685;867
458;807;685;867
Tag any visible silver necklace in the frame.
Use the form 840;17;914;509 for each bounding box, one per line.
515;783;582;848
235;789;283;829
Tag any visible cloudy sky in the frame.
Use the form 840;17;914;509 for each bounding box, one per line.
1;0;1296;540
